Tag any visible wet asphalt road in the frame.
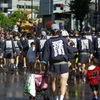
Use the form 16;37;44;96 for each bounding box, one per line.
0;68;99;100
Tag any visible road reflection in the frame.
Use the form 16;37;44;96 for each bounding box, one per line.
0;69;98;100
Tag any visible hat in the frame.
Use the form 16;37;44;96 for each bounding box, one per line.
74;31;79;34
51;24;59;30
61;30;69;37
31;42;35;45
27;33;33;38
6;35;10;39
45;21;54;29
41;31;46;36
15;36;19;39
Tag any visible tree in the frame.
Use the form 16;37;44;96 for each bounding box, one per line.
10;9;24;26
0;12;13;28
69;0;91;31
33;6;39;15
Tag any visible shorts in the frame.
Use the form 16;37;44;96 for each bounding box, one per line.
15;49;21;56
0;50;3;59
50;72;69;78
90;84;99;92
70;53;78;61
0;55;3;59
49;64;69;74
23;51;28;57
0;53;3;59
28;58;36;63
4;50;14;59
39;52;42;61
78;53;90;64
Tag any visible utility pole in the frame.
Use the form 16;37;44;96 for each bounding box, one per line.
31;0;33;20
51;0;53;21
98;0;100;30
24;3;26;11
95;0;98;33
99;0;100;15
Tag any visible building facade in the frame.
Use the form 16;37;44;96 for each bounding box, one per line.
40;0;98;31
0;0;39;17
40;0;72;30
98;0;100;14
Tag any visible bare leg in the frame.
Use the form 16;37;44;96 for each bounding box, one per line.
52;77;58;96
15;56;19;68
60;76;67;96
93;90;98;98
23;57;26;67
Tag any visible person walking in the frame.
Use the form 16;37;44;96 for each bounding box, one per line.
94;32;100;62
77;32;93;82
42;24;73;100
27;42;36;73
3;35;16;72
84;59;100;100
14;36;23;68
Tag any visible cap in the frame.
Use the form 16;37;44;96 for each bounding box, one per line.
6;35;10;39
51;24;59;30
27;33;33;38
61;30;69;37
31;42;35;45
15;36;19;39
74;31;79;34
45;21;54;29
41;31;46;36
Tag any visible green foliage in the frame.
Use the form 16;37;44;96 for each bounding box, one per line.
0;9;38;29
0;10;24;28
69;0;91;30
0;12;13;28
69;0;91;21
10;9;24;25
33;6;39;14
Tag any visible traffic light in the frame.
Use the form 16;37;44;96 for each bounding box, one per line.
60;4;64;10
54;4;64;10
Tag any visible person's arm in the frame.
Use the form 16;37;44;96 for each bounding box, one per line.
98;67;100;75
84;70;88;76
89;39;94;59
1;42;4;56
26;49;30;59
42;40;50;64
12;40;16;53
77;39;81;52
18;40;23;51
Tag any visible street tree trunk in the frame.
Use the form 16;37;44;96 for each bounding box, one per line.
76;19;78;30
80;19;83;31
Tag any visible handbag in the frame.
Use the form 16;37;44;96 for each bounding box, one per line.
35;73;48;91
24;73;36;97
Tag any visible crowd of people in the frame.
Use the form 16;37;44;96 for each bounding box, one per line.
0;22;100;100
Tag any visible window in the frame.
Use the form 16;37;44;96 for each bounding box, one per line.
22;5;24;8
17;5;22;8
4;8;7;12
4;0;8;3
27;6;31;9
